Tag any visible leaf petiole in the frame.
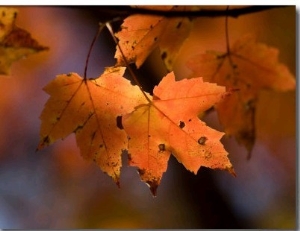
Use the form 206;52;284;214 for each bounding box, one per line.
83;23;107;80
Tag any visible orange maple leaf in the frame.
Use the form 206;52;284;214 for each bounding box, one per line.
0;7;47;75
115;6;196;70
186;34;296;154
37;67;147;183
122;72;234;195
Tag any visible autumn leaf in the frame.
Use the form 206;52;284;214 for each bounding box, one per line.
122;72;234;195
115;6;197;70
37;67;148;183
186;34;296;154
0;7;48;75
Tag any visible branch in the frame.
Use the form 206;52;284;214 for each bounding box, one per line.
88;5;289;20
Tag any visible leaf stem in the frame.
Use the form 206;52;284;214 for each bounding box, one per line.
84;23;106;80
105;22;152;103
224;6;235;70
225;6;230;54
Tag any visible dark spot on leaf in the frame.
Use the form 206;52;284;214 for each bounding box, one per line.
198;136;207;145
244;100;255;111
67;73;72;77
42;136;50;145
99;144;103;148
116;116;123;129
91;131;96;140
161;51;167;60
110;161;118;167
179;121;185;128
176;21;182;29
74;124;84;133
216;54;226;59
154;37;158;42
205;151;212;159
188;119;192;122
158;143;165;152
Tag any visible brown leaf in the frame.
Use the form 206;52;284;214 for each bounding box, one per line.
0;7;48;75
186;34;296;154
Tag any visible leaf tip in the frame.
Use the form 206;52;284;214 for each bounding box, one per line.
227;167;236;177
36;136;50;151
147;180;159;197
137;168;160;197
115;180;121;189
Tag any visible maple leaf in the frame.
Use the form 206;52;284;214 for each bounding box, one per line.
186;34;296;154
115;6;197;70
0;7;48;75
37;67;148;183
122;72;234;195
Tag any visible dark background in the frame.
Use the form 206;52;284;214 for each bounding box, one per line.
0;6;296;228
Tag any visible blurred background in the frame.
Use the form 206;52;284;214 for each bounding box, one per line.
0;6;296;228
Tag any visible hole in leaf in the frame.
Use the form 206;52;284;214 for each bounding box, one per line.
158;143;165;152
116;116;123;129
198;136;207;145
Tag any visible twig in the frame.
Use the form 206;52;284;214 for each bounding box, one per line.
87;5;289;20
